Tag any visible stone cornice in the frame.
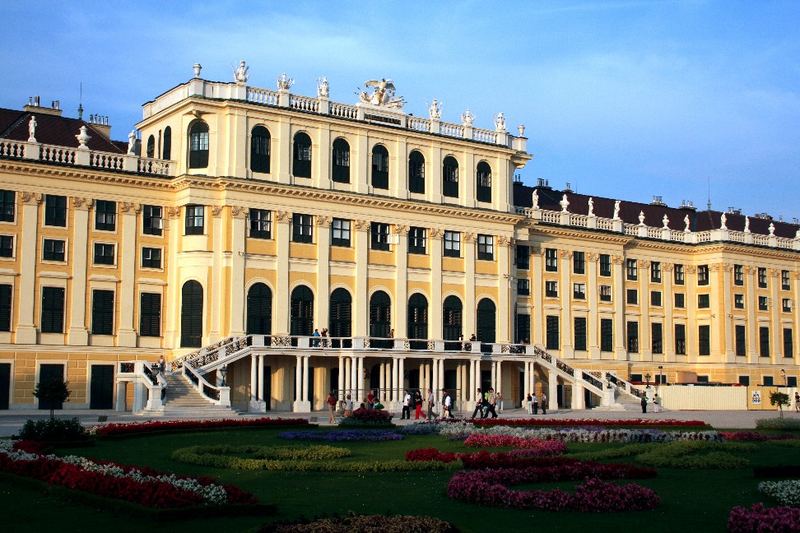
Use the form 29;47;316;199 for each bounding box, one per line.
530;224;631;245
0;159;173;191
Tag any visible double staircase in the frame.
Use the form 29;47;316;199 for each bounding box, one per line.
160;373;240;417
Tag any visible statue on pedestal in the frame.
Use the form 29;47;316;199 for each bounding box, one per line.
587;197;594;217
531;189;539;210
744;216;750;233
720;212;728;230
127;130;136;155
234;60;249;84
560;193;569;213
317;77;329;98
358;78;404;108
638;211;646;226
684;214;691;232
428;99;441;120
613;200;621;220
494;112;506;132
662;214;670;229
461;110;474;127
27;116;37;142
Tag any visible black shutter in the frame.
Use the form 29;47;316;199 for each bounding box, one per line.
140;293;162;337
91;290;114;335
41;287;65;333
181;281;203;347
0;284;11;331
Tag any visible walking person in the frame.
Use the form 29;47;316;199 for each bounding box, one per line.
641;395;648;414
414;390;424;419
653;394;661;413
497;390;504;413
526;392;533;415
471;388;483;419
443;389;454;418
427;388;435;420
488;388;498;418
344;393;354;417
402;389;411;419
312;328;321;347
366;389;375;410
481;388;490;418
796;391;800;412
541;392;547;415
533;393;539;414
326;391;337;424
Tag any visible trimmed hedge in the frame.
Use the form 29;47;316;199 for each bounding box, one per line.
755;418;800;431
260;513;459;532
636;441;755;469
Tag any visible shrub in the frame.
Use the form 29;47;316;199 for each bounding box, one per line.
728;503;800;532
473;418;708;428
15;418;89;443
338;408;394;428
756;418;800;431
635;441;754;469
33;378;71;420
260;513;459;533
770;391;791;418
90;417;310;437
759;480;800;506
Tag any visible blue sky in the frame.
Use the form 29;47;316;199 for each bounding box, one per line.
2;1;799;220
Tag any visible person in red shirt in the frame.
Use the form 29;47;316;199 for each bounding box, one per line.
367;390;375;409
326;391;337;424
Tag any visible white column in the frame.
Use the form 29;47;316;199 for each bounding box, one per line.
431;358;439;396
249;354;257;403
496;360;503;398
398;357;405;395
337;356;344;399
356;356;364;402
573;370;585;409
344;357;351;393
316;217;331;331
379;359;385;398
350;356;358;399
117;204;138;346
548;371;559;412
491;361;497;390
293;356;302;411
524;360;531;398
258;355;265;401
276;212;291;334
391;357;399;402
68;198;91;345
230;207;247;336
394;226;408;338
16;194;41;343
302;355;310;407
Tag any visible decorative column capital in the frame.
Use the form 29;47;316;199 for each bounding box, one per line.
586;252;599;262
354;219;370;231
429;228;443;239
685;265;697;274
392;224;409;236
662;263;674;273
497;235;513;247
21;192;43;205
637;259;650;269
166;206;181;219
559;249;572;259
463;232;476;244
611;255;624;265
315;215;332;228
211;205;224;218
275;210;291;223
71;197;93;210
120;202;141;214
231;206;248;219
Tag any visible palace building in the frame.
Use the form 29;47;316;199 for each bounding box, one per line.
0;62;797;413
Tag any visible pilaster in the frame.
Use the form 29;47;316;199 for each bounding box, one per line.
497;236;512;343
532;247;544;346
163;207;182;348
559;250;573;357
464;232;476;337
208;205;225;342
15;192;42;344
315;216;331;331
429;229;443;338
587;253;599;359
275;211;291;335
68;197;92;345
230;206;247;336
612;255;626;359
663;263;675;363
117;202;140;346
354;220;369;337
638;260;651;362
394;225;409;338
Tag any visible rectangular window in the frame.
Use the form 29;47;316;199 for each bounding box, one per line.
546;315;559;350
477;234;494;260
139;292;162;337
42;239;66;262
758;296;768;311
545;280;558;298
443;231;460;258
758;267;767;288
515;245;529;270
0;235;13;258
574;317;587;351
734;294;744;309
652;322;663;354
698;324;710;356
0;190;14;222
91;289;114;335
763;376;774;386
292;213;313;243
784;328;794;358
675;293;685;308
331;218;351;247
573;251;585;274
698;265;709;286
94;200;116;231
44;195;67;227
599;254;611;276
626;289;638;305
782;270;791;290
515;313;530;344
0;284;11;331
599;285;612;302
573;283;586;300
626;259;637;280
651;291;662;307
371;222;390;251
141;247;162;269
735;325;746;356
759;326;770;357
93;243;115;265
734;264;744;286
142;205;163;236
674;264;684;285
675;324;686;355
698;294;710;308
600;318;613;352
651;262;661;283
41;286;65;333
782;298;792;312
545;248;558;271
184;205;204;235
249;209;272;239
789;376;798;387
738;375;750;386
517;279;530;296
697;375;710;384
626;321;639;353
408;227;427;254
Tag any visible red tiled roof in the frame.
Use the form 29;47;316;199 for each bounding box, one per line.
514;182;799;239
0;107;124;153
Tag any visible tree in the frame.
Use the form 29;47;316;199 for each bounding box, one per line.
769;391;790;419
33;378;71;420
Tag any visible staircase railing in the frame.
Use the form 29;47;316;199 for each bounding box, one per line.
182;363;231;407
116;361;164;412
605;372;647;399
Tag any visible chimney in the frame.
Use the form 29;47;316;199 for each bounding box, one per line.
88;114;111;139
23;95;63;116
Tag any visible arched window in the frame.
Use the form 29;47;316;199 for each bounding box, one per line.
332;138;350;183
180;281;203;347
188;121;209;169
443;296;463;350
476;298;496;352
443;156;459;198
250;126;271;174
290;285;314;339
407;293;428;350
408;150;425;193
369;291;392;348
329;288;352;347
246;283;272;335
371;145;389;190
146;135;155;158
162;126;172;160
293;132;312;178
476;161;492;203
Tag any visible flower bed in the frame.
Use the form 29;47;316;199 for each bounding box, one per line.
405;448;573;469
728;503;800;532
473;418;708;428
0;440;256;509
278;430;403;442
173;444;453;473
261;513;459;532
89;418;311;438
462;434;567;454
447;461;658;511
721;431;799;442
635;441;754;469
338;407;393;427
758;480;800;506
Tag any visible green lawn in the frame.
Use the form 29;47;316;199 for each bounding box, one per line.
0;427;795;533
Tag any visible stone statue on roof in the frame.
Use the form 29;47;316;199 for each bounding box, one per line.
461;110;474;127
27;116;37;142
277;73;294;91
768;222;775;236
429;99;441;120
560;193;569;213
495;112;506;132
127;130;136;155
75;125;91;150
796;228;800;239
744;216;750;233
662;214;669;229
720;212;728;230
638;211;645;226
359;78;404;108
613;200;621;220
587;197;594;217
317;77;329;98
518;124;526;136
684;214;691;232
234;60;249;85
531;189;539;210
